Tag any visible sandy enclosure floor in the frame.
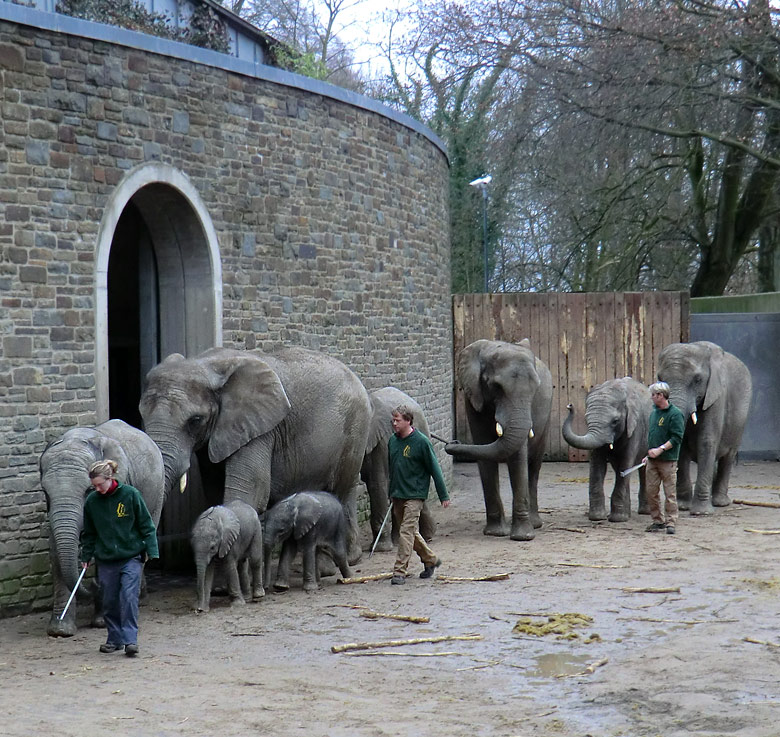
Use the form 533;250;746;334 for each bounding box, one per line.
2;460;780;737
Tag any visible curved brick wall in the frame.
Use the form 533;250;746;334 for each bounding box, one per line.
0;7;451;615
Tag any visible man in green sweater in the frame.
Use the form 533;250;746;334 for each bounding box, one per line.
644;382;686;535
80;459;159;656
388;405;450;585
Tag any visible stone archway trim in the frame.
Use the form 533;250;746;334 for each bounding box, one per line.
94;163;223;423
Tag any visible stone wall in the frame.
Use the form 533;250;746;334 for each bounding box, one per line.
0;10;451;616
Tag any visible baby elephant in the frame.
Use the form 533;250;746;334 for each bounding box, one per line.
264;491;352;593
191;500;264;612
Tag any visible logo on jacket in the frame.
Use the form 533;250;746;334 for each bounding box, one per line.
116;502;129;518
658;418;665;426
403;445;411;457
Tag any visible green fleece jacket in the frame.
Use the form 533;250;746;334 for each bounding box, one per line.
388;429;449;502
80;483;159;563
648;402;685;462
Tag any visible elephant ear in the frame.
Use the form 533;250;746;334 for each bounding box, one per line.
217;508;241;558
88;435;131;484
620;380;639;438
207;354;292;464
703;343;727;410
366;392;394;455
458;341;487;412
293;495;324;539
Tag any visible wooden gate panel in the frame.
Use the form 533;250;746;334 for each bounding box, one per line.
452;292;689;460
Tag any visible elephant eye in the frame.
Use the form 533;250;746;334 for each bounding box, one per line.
188;415;206;428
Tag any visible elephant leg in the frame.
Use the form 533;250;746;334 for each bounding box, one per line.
301;543;319;593
274;540;296;592
199;562;216;612
339;487;363;565
507;449;534;541
691;438;717;516
47;554;78;637
363;450;394;553
637;466;649;515
528;449;543;529
477;460;509;536
248;536;265;600
608;456;630;523
90;577;104;629
712;451;736;507
237;559;250;601
676;444;693;510
418;501;437;541
227;559;246;607
587;452;608;521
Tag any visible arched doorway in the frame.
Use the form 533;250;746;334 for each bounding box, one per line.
95;164;223;566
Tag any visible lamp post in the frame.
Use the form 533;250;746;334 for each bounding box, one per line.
469;175;492;293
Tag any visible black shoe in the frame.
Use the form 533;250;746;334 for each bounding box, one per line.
645;522;665;532
124;643;139;657
99;642;122;653
391;575;406;585
420;558;442;579
666;525;676;535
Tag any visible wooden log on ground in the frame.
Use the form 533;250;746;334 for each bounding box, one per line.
338;573;394;584
733;499;780;509
331;634;482;654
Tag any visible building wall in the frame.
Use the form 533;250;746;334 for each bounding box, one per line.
0;9;451;615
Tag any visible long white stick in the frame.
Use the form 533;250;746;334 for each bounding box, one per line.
620;460;647;478
369;505;393;558
59;566;87;621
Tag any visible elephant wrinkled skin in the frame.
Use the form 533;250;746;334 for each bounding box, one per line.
39;420;165;637
656;341;752;515
191;500;265;612
562;377;651;522
264;491;352;592
139;347;371;562
445;339;552;541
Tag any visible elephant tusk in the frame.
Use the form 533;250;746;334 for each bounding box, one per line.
495;422;504;438
609;443;613;450
528;428;534;439
179;472;188;494
691;412;698;425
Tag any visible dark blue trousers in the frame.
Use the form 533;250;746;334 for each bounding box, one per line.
97;555;143;647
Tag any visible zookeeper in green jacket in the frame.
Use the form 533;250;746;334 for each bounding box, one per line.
388;404;450;585
80;459;159;657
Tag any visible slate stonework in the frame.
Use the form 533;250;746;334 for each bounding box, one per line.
0;21;451;616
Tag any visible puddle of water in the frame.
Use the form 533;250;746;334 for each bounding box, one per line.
527;652;594;678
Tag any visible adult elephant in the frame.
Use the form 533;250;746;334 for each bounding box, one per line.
656;341;752;515
445;339;552;541
361;387;436;553
562;377;651;522
39;420;165;637
138;347;371;562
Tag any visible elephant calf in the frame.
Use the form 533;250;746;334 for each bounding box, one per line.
264;491;352;593
191;500;264;612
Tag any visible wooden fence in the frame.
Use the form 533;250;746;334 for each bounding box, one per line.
452;292;690;461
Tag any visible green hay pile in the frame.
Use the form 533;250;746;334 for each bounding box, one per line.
513;612;595;641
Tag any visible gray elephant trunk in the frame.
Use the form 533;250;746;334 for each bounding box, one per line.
562;411;611;450
451;423;529;462
49;511;88;595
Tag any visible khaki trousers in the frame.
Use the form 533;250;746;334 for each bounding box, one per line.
392;498;437;576
646;459;678;526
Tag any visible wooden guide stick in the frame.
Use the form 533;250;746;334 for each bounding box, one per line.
744;528;780;535
437;573;510;583
331;634;482;654
554;657;608;678
733;499;780;509
338;573;394;584
359;610;430;623
620;586;681;594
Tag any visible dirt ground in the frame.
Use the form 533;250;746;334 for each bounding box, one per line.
2;460;780;737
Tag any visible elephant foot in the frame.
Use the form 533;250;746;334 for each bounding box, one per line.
531;513;543;530
47;615;77;638
588;507;608;522
509;521;535;541
195;604;209;613
677;492;692;511
371;537;394;553
637;504;650;516
347;545;363;567
712;493;731;507
273;582;290;593
252;587;265;601
483;519;509;537
303;582;319;593
90;614;105;629
608;510;629;523
229;597;246;607
690;499;714;516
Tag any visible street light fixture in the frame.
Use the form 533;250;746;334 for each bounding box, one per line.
469;175;492;293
